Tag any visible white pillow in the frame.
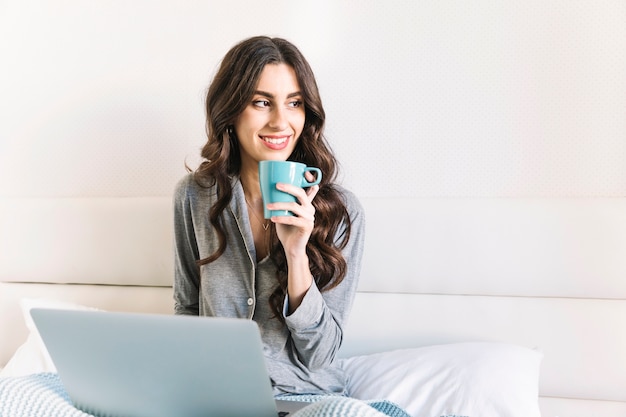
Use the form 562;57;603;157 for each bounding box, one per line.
0;298;101;377
340;342;542;417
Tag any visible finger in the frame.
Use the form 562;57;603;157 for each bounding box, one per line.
276;182;310;204
304;171;317;183
275;182;319;207
305;184;319;202
276;182;304;196
272;213;315;227
268;201;314;220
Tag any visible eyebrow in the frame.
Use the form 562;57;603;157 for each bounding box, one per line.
254;90;302;99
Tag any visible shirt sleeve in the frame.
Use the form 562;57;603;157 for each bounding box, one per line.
173;175;201;316
283;189;366;370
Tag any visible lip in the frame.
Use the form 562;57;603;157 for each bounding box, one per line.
259;134;290;150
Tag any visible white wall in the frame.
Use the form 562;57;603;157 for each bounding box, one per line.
1;0;625;199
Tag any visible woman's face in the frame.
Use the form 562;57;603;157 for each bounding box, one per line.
234;63;305;172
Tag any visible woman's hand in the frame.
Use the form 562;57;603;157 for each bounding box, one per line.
267;177;319;258
267;173;319;313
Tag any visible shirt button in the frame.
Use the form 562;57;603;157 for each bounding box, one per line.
247;298;254;306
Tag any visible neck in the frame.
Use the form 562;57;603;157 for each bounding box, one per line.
239;164;262;203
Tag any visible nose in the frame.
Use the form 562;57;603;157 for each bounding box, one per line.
268;107;288;130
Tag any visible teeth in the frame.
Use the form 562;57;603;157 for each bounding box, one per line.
262;136;287;144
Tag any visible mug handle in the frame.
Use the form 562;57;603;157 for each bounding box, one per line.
302;167;322;186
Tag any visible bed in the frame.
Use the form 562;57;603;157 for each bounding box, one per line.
1;196;625;417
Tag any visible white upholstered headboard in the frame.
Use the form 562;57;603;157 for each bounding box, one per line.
1;196;625;417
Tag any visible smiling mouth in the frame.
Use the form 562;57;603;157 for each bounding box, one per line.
260;135;289;144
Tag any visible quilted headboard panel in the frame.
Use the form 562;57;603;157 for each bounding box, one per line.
0;198;173;287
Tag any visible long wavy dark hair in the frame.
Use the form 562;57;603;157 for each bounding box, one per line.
194;36;352;322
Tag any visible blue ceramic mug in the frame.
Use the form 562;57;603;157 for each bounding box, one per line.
259;160;322;218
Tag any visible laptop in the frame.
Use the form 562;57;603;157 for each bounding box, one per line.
30;308;310;417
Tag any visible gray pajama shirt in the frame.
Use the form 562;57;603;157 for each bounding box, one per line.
173;173;365;395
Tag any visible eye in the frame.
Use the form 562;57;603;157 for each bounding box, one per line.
253;100;270;108
288;100;303;108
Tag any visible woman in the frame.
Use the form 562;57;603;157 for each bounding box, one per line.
173;36;365;396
